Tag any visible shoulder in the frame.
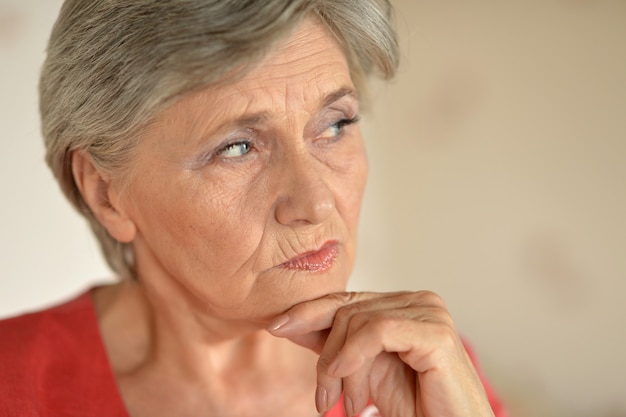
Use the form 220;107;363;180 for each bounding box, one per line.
0;292;86;414
0;290;128;417
0;290;94;370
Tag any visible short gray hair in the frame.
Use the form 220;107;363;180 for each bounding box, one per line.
40;0;399;279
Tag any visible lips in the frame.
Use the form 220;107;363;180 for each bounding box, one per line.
278;241;338;273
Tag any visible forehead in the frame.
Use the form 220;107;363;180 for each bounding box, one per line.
158;17;355;130
232;16;352;100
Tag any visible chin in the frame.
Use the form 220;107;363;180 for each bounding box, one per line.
281;273;349;310
244;260;352;322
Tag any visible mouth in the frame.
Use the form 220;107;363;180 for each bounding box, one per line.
277;241;338;273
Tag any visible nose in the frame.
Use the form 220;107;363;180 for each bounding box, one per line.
273;149;335;226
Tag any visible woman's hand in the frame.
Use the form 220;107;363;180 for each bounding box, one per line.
268;291;495;417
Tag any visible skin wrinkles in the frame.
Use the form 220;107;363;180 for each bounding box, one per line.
137;99;360;287
185;26;354;145
146;105;354;304
115;17;366;328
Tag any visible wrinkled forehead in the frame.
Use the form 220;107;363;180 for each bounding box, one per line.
154;17;357;134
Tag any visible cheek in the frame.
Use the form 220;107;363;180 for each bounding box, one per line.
174;184;265;269
128;173;263;272
337;144;368;229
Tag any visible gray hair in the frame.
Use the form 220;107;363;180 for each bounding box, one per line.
40;0;399;280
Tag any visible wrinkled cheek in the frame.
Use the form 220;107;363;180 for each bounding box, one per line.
198;213;265;278
348;153;369;226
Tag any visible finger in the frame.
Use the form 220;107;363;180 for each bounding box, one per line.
268;290;454;414
359;316;492;417
341;356;373;417
316;354;343;413
368;353;420;417
272;289;447;331
267;292;371;353
414;376;426;417
268;290;434;339
314;292;449;378
315;307;352;413
267;291;383;336
316;299;375;414
278;328;329;353
329;312;459;378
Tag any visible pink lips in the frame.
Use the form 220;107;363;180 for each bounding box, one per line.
278;241;338;273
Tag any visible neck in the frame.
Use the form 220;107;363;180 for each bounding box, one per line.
94;279;319;416
95;278;285;378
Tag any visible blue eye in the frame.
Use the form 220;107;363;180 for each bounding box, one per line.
220;141;251;158
322;116;360;139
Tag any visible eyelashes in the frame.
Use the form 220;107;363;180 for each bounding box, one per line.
324;115;361;139
335;115;361;130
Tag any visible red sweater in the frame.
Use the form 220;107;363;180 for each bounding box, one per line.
0;291;506;417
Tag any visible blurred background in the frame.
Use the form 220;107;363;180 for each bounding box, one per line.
1;1;624;416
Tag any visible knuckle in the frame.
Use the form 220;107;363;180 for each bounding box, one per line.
433;322;461;350
438;308;456;327
317;354;334;374
415;290;447;307
332;291;359;304
395;290;416;303
419;306;456;330
370;314;400;334
365;314;402;345
334;302;360;322
345;311;368;333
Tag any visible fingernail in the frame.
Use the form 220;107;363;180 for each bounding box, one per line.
315;385;328;413
267;314;289;332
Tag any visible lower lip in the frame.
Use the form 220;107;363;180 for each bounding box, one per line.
279;242;338;273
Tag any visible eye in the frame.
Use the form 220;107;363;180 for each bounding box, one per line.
320;115;361;140
219;141;252;158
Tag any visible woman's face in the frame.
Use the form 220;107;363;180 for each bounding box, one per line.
120;18;367;325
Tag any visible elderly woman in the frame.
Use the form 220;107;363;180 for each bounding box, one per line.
0;1;506;416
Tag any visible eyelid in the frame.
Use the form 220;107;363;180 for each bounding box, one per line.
338;114;361;127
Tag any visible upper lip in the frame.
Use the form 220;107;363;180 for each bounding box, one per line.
277;240;338;267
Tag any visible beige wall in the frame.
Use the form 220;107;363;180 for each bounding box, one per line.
1;1;625;417
353;2;626;416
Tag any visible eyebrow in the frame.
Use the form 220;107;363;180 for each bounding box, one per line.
320;86;358;109
224;86;358;130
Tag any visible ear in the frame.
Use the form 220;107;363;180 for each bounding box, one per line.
72;150;136;243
